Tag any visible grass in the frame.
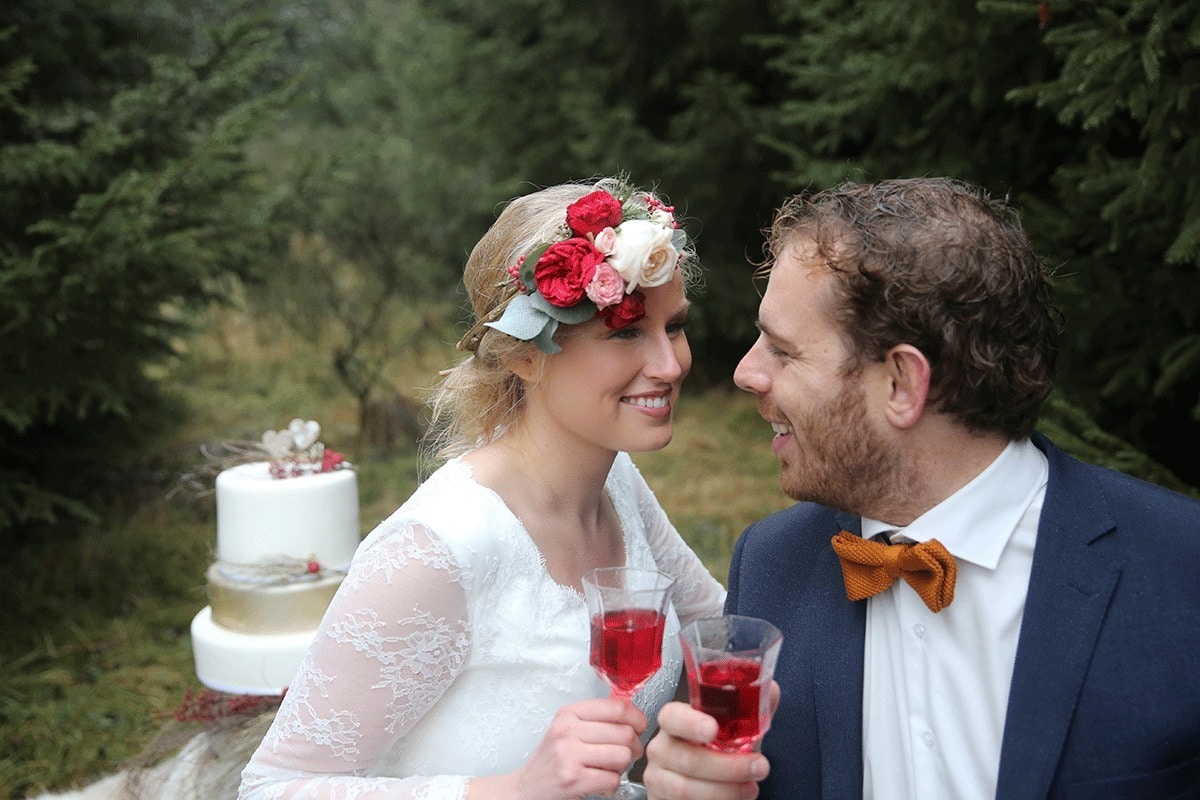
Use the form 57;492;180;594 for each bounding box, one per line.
634;389;792;577
1;301;790;799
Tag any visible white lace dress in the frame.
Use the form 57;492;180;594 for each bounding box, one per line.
238;452;727;800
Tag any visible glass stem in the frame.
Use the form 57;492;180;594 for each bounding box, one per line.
609;690;646;800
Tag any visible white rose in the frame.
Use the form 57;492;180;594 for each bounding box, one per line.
607;219;679;292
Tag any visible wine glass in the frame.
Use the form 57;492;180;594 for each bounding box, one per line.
582;566;676;800
679;615;782;753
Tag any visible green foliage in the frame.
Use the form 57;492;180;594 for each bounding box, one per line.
1002;0;1200;471
3;0;1196;546
758;0;1067;191
1038;390;1195;496
7;2;1196;789
242;0;516;425
383;0;789;376
0;0;295;541
0;490;210;797
753;0;1199;484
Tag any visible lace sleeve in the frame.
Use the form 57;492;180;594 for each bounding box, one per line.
628;460;727;625
239;521;472;800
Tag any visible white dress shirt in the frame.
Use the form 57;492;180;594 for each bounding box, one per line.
860;438;1048;800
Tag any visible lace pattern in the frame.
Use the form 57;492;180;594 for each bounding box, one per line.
239;453;726;800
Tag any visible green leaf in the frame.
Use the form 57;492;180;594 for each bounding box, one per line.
519;242;551;291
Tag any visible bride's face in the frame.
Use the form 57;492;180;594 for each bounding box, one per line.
520;271;691;457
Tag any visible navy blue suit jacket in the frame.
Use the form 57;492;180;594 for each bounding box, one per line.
727;434;1200;799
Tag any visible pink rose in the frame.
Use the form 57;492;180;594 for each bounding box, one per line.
534;238;604;307
566;190;624;236
600;290;646;330
593;226;618;255
586;262;627;309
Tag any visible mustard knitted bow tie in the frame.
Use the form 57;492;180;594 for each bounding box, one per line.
830;530;957;613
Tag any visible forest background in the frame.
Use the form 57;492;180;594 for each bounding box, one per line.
2;0;1198;796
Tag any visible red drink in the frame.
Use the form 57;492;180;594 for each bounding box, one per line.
590;608;666;696
694;657;764;752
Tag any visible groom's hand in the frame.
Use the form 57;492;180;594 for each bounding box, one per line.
642;701;770;800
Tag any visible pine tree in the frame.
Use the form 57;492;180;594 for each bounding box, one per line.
756;0;1199;487
1003;0;1200;483
0;0;294;541
369;0;789;376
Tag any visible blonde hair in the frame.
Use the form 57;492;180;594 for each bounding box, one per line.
426;177;696;462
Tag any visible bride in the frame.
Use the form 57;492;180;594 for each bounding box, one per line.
36;177;726;800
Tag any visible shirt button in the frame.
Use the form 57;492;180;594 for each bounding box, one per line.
922;730;935;748
913;623;926;638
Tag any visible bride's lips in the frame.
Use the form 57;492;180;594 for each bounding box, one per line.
622;391;673;418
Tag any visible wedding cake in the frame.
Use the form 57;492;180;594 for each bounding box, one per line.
190;420;360;695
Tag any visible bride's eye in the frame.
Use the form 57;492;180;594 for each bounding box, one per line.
607;326;641;341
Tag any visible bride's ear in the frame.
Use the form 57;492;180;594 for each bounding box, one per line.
508;351;544;385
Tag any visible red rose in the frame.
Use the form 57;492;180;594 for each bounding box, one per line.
600;290;645;330
321;449;345;471
566;190;624;236
534;238;604;307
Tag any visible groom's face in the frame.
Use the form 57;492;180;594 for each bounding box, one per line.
734;243;900;511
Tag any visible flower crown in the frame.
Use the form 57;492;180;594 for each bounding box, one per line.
458;184;687;354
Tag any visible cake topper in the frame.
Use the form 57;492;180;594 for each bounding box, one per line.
261;418;351;479
175;417;354;499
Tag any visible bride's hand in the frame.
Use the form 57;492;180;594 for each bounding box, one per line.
475;697;646;800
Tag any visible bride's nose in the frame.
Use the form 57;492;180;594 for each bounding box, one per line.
643;331;688;383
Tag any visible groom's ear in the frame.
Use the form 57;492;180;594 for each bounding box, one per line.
881;344;931;430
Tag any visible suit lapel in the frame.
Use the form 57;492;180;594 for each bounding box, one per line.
996;437;1121;800
812;512;867;799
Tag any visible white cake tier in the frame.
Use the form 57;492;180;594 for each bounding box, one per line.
215;462;360;568
191;606;315;695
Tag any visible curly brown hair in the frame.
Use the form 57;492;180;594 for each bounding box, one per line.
764;177;1060;439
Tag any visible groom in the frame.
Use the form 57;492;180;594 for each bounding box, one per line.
643;177;1200;800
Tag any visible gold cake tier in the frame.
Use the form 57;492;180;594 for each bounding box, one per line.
206;562;344;635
